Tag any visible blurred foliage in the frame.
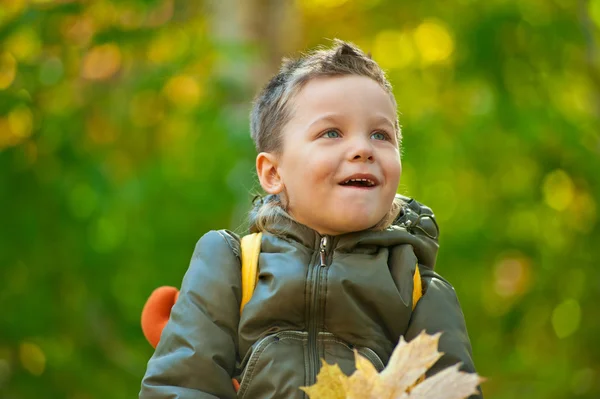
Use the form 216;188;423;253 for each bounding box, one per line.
1;0;599;398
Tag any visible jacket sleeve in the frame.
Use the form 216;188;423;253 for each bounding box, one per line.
139;230;242;399
405;270;483;399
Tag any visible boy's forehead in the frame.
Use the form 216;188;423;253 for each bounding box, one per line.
291;75;397;118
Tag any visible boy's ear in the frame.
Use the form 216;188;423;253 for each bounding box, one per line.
256;152;284;194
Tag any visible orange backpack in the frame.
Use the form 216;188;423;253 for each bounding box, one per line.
141;233;264;348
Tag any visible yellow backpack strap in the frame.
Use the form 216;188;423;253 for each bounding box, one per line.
240;232;262;313
412;264;423;311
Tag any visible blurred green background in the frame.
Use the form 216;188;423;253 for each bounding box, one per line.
1;0;599;398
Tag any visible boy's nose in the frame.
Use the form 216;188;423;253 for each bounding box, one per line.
350;139;374;162
353;153;374;162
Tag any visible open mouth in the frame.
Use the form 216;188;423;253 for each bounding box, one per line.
338;175;379;188
340;178;376;187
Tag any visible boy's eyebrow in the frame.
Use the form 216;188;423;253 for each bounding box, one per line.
306;114;341;129
371;114;396;129
307;113;395;130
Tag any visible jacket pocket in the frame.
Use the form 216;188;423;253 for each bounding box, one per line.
355;346;385;371
238;330;307;398
320;332;385;373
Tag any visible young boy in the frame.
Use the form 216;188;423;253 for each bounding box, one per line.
140;39;481;399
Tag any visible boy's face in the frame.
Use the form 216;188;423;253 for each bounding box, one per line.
267;75;401;236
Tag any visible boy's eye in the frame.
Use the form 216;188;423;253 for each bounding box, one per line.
322;129;341;138
371;131;389;141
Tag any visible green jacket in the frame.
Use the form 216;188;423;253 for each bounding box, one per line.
140;196;481;398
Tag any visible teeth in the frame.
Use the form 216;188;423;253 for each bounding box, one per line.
342;178;375;186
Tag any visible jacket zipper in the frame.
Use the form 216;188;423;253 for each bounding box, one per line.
308;236;329;385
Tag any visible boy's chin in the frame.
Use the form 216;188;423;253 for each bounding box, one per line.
327;215;384;235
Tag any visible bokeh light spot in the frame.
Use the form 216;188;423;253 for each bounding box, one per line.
82;43;122;80
493;255;531;298
8;106;33;139
0;106;33;150
89;215;126;253
86;108;117;145
551;299;581;339
86;1;117;30
117;3;145;30
60;15;95;47
19;342;46;376
567;191;597;233
467;82;495;116
542;169;574;211
554;75;595;118
372;30;416;69
39;57;64;86
590;0;600;29
5;28;42;62
297;0;350;10
0;0;27;24
413;21;454;65
0;52;17;90
146;0;175;27
163;75;202;108
147;30;189;64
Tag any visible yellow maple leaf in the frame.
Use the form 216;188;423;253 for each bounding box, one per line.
301;331;483;399
343;354;380;399
300;359;347;399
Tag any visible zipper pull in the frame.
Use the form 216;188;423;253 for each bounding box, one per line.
319;236;328;266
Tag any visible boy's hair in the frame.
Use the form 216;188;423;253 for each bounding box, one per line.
248;39;403;233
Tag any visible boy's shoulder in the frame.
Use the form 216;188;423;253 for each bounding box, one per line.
395;194;439;241
194;229;242;259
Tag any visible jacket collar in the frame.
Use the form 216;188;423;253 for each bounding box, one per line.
251;194;440;270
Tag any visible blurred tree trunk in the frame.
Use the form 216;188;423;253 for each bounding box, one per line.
208;0;301;87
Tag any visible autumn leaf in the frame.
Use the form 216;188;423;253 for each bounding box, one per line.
300;359;347;399
407;363;484;399
301;331;483;399
374;332;444;396
343;354;380;399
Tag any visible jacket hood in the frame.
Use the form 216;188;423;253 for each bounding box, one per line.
248;194;440;270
